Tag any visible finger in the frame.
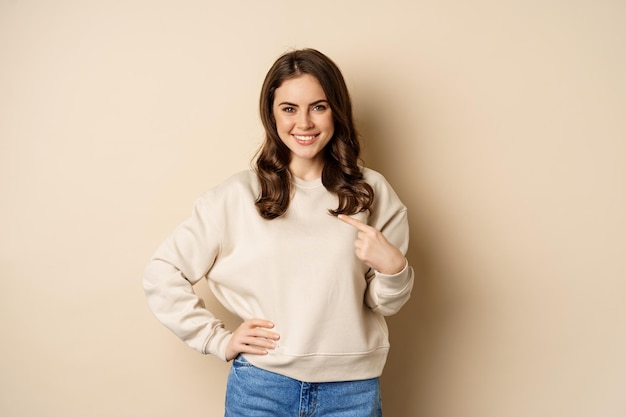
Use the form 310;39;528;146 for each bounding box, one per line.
337;214;371;232
240;319;280;341
229;332;278;355
236;342;271;355
357;230;373;241
240;335;278;350
246;328;280;341
244;318;275;329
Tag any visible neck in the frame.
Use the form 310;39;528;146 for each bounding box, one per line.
289;159;324;181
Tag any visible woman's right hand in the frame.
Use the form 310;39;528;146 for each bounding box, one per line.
225;318;280;361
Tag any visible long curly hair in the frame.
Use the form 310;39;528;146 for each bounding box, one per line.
254;48;374;219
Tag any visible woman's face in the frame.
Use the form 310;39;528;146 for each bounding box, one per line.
272;74;334;179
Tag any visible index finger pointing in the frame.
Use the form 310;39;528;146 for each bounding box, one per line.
337;214;371;231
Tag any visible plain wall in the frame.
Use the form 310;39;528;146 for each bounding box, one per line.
1;1;625;416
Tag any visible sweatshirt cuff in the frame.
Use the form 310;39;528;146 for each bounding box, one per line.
203;327;233;361
374;259;412;294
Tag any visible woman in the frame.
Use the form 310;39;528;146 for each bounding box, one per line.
144;48;414;416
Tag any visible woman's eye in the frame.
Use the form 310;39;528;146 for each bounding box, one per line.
313;105;327;111
282;107;295;113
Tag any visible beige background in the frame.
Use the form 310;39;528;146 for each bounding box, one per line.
1;1;625;416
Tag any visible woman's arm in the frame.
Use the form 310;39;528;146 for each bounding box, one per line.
143;198;233;359
338;213;414;316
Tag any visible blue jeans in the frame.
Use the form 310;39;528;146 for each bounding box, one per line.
225;355;382;416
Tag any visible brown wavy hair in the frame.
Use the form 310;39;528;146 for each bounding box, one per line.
254;48;374;219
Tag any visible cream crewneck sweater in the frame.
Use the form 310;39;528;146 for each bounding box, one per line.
143;168;414;382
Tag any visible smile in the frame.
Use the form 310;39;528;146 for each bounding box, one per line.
293;134;318;142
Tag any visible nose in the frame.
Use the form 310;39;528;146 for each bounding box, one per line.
297;111;314;130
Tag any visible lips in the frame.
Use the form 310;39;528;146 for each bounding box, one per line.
292;134;319;144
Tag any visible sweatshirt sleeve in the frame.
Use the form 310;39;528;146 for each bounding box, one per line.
143;197;232;360
363;172;415;316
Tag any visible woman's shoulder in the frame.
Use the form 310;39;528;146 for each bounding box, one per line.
198;169;258;202
361;167;406;208
222;169;257;187
361;167;392;188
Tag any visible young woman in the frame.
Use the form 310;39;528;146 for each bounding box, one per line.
144;48;414;416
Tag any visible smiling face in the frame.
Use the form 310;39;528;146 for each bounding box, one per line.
272;74;335;180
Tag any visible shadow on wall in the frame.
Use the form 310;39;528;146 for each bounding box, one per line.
357;89;442;417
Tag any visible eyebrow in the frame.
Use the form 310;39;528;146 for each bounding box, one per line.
276;99;329;107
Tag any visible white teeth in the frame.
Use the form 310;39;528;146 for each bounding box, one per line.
294;135;316;141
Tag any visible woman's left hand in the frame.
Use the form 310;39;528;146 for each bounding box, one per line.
338;214;406;275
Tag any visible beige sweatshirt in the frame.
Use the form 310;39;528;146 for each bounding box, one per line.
143;168;414;382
